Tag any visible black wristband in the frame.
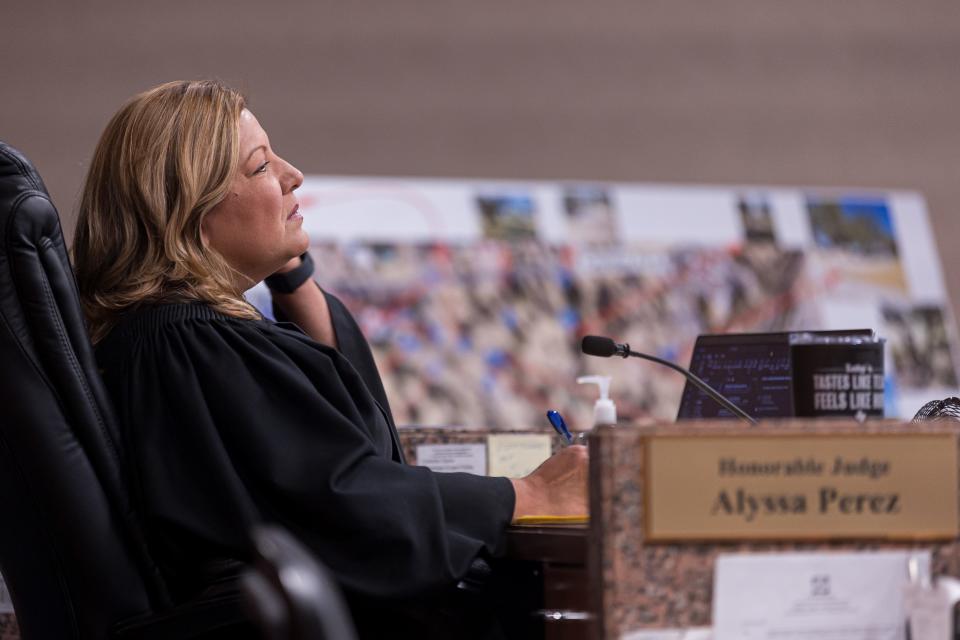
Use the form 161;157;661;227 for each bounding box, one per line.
265;251;315;294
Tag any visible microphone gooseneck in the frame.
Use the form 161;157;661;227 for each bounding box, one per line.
579;335;757;425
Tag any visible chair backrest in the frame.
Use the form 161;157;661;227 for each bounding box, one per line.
0;142;167;639
243;526;357;640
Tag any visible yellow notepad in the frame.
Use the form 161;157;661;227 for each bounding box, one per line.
514;515;589;526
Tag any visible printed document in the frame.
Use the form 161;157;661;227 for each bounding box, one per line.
713;551;929;640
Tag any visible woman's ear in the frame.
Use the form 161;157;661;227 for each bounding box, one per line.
199;217;210;247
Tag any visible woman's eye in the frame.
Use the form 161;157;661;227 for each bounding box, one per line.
253;161;270;175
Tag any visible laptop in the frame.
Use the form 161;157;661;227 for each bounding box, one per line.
675;329;874;421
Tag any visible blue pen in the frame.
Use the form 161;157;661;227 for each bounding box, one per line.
546;410;574;445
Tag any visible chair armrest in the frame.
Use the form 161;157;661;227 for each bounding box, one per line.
111;589;254;640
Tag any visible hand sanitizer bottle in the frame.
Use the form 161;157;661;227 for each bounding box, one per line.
577;375;617;427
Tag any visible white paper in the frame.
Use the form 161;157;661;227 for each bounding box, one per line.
415;443;486;475
0;572;12;614
486;434;552;477
298;177;483;242
616;185;742;246
888;191;948;301
766;190;811;249
713;551;929;640
622;628;713;640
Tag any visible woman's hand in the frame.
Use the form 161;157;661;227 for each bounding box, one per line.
509;445;588;521
268;257;338;347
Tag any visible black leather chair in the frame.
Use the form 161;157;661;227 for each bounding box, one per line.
0;142;247;639
243;526;358;640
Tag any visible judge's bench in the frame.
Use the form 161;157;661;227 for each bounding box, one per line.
405;418;960;640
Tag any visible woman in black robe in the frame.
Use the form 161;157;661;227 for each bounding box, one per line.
71;80;587;638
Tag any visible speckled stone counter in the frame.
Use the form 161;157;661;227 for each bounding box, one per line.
589;420;960;640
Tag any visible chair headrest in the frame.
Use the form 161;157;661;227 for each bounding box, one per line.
0;140;127;473
0;141;51;201
0;143;67;361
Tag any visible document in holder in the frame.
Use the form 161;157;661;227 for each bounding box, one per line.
713;551;929;640
416;443;486;475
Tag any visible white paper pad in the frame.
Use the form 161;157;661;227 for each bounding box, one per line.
713;551;930;640
486;434;552;477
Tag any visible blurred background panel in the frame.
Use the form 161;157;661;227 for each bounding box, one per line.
3;0;959;309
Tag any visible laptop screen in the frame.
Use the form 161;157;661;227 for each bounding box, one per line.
676;330;874;421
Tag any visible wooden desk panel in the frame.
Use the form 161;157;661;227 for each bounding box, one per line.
505;525;593;640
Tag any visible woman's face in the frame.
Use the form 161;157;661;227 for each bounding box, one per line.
201;109;307;285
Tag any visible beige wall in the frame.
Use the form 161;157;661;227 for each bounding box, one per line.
4;1;960;315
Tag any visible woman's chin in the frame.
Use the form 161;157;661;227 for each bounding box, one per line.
295;228;310;253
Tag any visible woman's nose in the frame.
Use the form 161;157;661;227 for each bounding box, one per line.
283;159;304;193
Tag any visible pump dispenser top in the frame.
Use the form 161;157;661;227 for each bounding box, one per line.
577;375;617;427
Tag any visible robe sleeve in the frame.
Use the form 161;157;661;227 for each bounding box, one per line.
323;289;395;424
100;310;515;601
271;284;393;421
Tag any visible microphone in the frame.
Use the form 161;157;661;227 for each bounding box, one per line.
581;335;628;358
580;335;757;425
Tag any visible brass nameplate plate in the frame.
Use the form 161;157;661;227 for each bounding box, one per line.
645;433;959;541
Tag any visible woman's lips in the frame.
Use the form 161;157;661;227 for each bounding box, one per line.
287;204;302;221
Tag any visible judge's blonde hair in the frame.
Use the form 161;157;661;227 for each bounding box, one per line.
73;80;260;343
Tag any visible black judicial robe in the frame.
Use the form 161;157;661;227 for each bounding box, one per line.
94;292;515;636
